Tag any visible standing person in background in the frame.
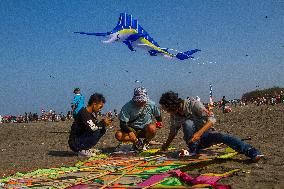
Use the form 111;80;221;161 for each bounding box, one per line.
71;88;85;118
114;109;118;117
67;111;72;120
221;96;228;113
280;91;284;103
24;112;28;123
28;112;32;122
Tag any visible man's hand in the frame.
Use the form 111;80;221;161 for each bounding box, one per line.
103;117;112;126
103;111;113;126
189;133;201;143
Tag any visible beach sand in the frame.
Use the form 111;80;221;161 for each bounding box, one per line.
0;104;283;188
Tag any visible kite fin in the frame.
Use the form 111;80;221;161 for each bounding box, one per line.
123;40;135;51
176;49;201;60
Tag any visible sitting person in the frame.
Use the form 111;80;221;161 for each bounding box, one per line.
115;87;162;151
159;91;264;162
68;93;112;157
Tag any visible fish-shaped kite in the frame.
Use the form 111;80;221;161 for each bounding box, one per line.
75;13;200;60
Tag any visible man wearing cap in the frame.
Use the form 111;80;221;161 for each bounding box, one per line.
71;88;85;118
115;87;163;151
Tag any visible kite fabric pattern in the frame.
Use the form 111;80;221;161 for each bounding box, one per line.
75;13;201;60
0;145;239;188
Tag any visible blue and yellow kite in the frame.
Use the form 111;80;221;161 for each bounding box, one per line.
75;13;200;60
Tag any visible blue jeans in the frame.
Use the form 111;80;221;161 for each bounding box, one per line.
183;120;261;158
71;128;106;151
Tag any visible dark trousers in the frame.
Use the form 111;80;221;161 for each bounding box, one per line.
183;120;261;158
69;128;106;152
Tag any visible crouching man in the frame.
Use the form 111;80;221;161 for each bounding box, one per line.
68;93;112;157
115;87;162;151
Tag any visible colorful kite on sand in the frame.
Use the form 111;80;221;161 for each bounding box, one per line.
75;13;201;60
0;145;239;188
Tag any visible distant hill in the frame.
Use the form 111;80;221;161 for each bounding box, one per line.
242;87;284;101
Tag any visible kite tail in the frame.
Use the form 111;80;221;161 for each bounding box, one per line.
74;32;111;36
176;49;201;60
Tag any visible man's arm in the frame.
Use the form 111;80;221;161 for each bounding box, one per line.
161;115;181;150
118;106;132;133
189;101;216;143
161;130;177;150
189;120;213;143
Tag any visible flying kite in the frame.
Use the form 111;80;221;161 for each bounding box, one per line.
75;13;201;60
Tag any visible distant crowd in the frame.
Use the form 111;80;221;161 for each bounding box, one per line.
0;110;73;124
247;93;284;106
0;109;118;124
202;91;284;114
1;90;283;124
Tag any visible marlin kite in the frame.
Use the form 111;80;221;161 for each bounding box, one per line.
75;13;201;60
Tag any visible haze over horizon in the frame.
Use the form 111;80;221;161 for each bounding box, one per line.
0;0;283;115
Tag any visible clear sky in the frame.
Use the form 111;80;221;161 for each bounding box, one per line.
0;0;283;115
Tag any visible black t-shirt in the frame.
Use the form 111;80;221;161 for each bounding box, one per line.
69;108;105;138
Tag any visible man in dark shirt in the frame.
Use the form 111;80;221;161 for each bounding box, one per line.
68;93;112;157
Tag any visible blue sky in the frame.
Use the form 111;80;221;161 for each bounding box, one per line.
0;0;283;115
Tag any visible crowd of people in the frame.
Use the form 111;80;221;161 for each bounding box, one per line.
0;110;73;124
249;92;284;106
202;91;284;114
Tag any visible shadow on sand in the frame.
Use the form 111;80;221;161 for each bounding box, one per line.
48;150;77;157
49;131;69;134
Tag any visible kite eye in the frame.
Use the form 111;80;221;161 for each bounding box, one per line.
115;34;120;41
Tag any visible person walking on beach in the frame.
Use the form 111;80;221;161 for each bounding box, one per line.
221;96;228;113
115;87;163;151
159;91;264;162
68;93;112;157
280;91;284;103
71;88;85;118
